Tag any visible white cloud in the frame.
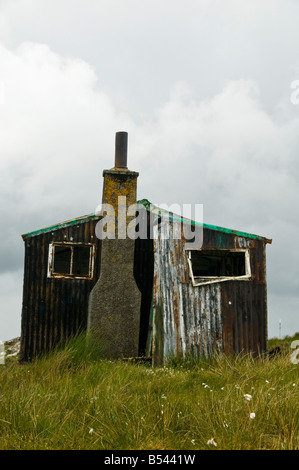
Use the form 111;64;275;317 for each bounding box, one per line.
136;79;299;227
0;41;135;217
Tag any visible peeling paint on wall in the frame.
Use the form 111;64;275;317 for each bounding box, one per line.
152;220;223;363
152;216;269;365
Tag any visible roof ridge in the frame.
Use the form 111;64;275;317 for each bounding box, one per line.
137;199;272;243
21;199;272;243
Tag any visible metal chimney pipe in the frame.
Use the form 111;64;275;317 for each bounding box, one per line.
114;131;128;169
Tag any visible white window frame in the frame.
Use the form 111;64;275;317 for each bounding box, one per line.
47;242;95;279
187;248;251;287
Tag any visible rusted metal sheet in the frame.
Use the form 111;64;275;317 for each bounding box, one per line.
133;227;154;356
152;218;269;365
152;221;223;364
221;281;267;356
20;198;269;364
20;218;101;362
20;211;155;362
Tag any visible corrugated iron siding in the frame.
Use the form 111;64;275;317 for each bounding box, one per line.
20;212;268;364
134;234;154;356
221;281;267;356
152;221;268;364
20;219;101;361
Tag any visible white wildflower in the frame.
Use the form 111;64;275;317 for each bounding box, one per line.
250;413;256;419
191;439;195;445
243;394;252;401
265;380;269;383
89;428;94;434
207;437;217;447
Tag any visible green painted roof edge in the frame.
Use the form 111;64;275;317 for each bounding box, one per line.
21;198;272;244
22;213;100;240
137;199;272;243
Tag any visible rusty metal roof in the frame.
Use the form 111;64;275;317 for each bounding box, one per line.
21;198;272;244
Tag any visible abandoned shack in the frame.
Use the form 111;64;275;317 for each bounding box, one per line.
20;132;272;364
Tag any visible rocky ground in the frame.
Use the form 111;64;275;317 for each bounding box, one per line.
4;337;20;360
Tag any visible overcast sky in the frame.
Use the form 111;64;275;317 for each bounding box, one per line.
0;0;298;341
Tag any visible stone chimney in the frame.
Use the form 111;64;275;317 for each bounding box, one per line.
87;132;141;358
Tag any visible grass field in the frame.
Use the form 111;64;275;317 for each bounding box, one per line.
0;333;298;450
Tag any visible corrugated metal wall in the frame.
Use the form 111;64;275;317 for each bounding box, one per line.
20;216;155;361
20;219;101;361
134;234;154;356
20;212;269;364
152;220;268;364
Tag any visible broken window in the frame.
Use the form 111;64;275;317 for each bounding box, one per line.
53;245;72;275
48;243;95;279
187;249;251;286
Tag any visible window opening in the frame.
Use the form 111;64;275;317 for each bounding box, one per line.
187;249;250;286
72;246;91;276
53;245;72;275
48;243;95;279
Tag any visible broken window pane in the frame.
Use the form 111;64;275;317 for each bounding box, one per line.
72;246;90;276
191;250;246;277
53;245;72;274
50;243;94;278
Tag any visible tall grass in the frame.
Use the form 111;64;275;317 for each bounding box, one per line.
0;333;298;450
